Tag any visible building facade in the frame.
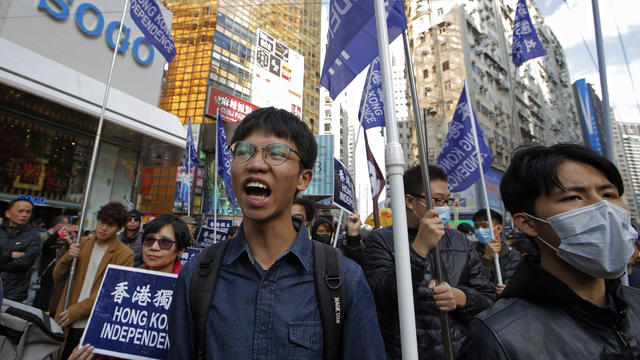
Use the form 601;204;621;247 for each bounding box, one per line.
0;0;184;228
145;0;322;216
615;122;640;222
405;0;582;170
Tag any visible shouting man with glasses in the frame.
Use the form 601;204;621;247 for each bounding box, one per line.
363;165;495;359
168;107;384;359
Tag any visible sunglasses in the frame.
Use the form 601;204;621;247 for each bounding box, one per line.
142;235;176;250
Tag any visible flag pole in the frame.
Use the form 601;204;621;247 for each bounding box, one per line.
403;30;454;360
373;1;418;358
332;209;344;248
63;0;130;311
213;108;220;243
465;80;503;285
187;116;192;217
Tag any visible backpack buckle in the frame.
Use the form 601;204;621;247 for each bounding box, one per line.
325;274;341;290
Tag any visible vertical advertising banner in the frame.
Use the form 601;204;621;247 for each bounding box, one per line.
251;29;304;118
81;265;177;360
575;79;603;155
302;135;334;197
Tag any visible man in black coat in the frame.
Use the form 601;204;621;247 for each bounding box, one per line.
472;209;522;296
364;165;495;359
459;144;640;359
0;198;41;302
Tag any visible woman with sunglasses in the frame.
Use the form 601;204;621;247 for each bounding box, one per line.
68;215;189;360
140;215;189;274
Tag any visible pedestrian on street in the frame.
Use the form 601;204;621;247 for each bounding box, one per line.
53;202;133;359
168;107;384;359
473;209;522;296
0;198;41;302
364;165;495;359
119;209;144;267
459;144;640;359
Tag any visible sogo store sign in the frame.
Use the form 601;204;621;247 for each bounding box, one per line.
38;0;155;66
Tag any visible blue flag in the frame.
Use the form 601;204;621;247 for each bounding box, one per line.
185;116;199;172
217;110;236;207
512;0;546;67
321;0;407;99
130;0;177;63
358;58;385;130
437;84;493;193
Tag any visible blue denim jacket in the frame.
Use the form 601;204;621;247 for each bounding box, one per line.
168;226;385;359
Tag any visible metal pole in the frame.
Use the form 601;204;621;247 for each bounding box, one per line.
63;0;130;311
465;80;503;285
187;117;192;218
373;1;419;358
332;209;344;248
403;31;454;360
213;110;219;243
591;0;616;164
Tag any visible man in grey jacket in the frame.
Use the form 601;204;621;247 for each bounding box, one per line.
0;198;41;302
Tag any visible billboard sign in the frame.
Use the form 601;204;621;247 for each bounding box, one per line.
575;79;603;155
206;88;258;123
302;135;334;197
251;29;304;118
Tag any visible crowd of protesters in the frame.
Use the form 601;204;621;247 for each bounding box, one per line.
2;107;640;359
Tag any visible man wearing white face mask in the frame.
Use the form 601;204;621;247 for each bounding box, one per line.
363;165;495;359
459;144;640;359
473;209;522;296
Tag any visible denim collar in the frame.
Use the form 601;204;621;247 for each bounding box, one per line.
223;223;312;272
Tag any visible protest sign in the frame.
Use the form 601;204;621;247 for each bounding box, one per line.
179;247;202;266
81;265;177;360
333;158;356;213
197;219;232;247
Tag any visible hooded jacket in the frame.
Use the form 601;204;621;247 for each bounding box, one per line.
0;222;41;301
364;226;495;359
458;256;640;359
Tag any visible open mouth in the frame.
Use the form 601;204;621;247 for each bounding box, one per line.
245;180;271;201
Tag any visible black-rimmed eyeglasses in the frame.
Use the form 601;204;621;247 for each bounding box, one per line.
409;193;456;207
230;141;300;166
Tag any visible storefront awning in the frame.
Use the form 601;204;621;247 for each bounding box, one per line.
0;38;185;148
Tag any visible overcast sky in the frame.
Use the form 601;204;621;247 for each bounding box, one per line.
535;0;640;124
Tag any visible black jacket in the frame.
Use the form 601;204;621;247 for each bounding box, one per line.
364;226;495;359
0;223;41;301
475;240;522;286
458;256;640;359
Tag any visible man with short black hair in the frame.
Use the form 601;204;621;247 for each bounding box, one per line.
364;165;495;359
169;107;384;359
53;202;134;358
292;196;316;232
0;198;40;302
472;209;521;295
120;209;143;267
459;144;640;359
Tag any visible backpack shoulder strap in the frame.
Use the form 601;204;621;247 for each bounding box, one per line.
189;240;231;359
312;240;345;360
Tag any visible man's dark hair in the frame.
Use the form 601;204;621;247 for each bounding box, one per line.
473;209;503;225
51;215;67;228
500;143;623;216
96;202;129;228
403;164;448;196
143;214;190;251
9;198;33;209
229;107;317;171
293;197;316;222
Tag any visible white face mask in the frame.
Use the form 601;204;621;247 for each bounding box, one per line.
526;200;638;279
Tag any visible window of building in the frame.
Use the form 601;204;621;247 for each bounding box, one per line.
437;7;443;15
324;123;331;132
441;42;447;51
442;60;450;71
423;69;429;79
444;81;452;91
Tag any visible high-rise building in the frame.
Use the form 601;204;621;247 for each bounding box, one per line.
141;0;322;215
616;122;640;222
390;41;417;167
405;0;582;171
